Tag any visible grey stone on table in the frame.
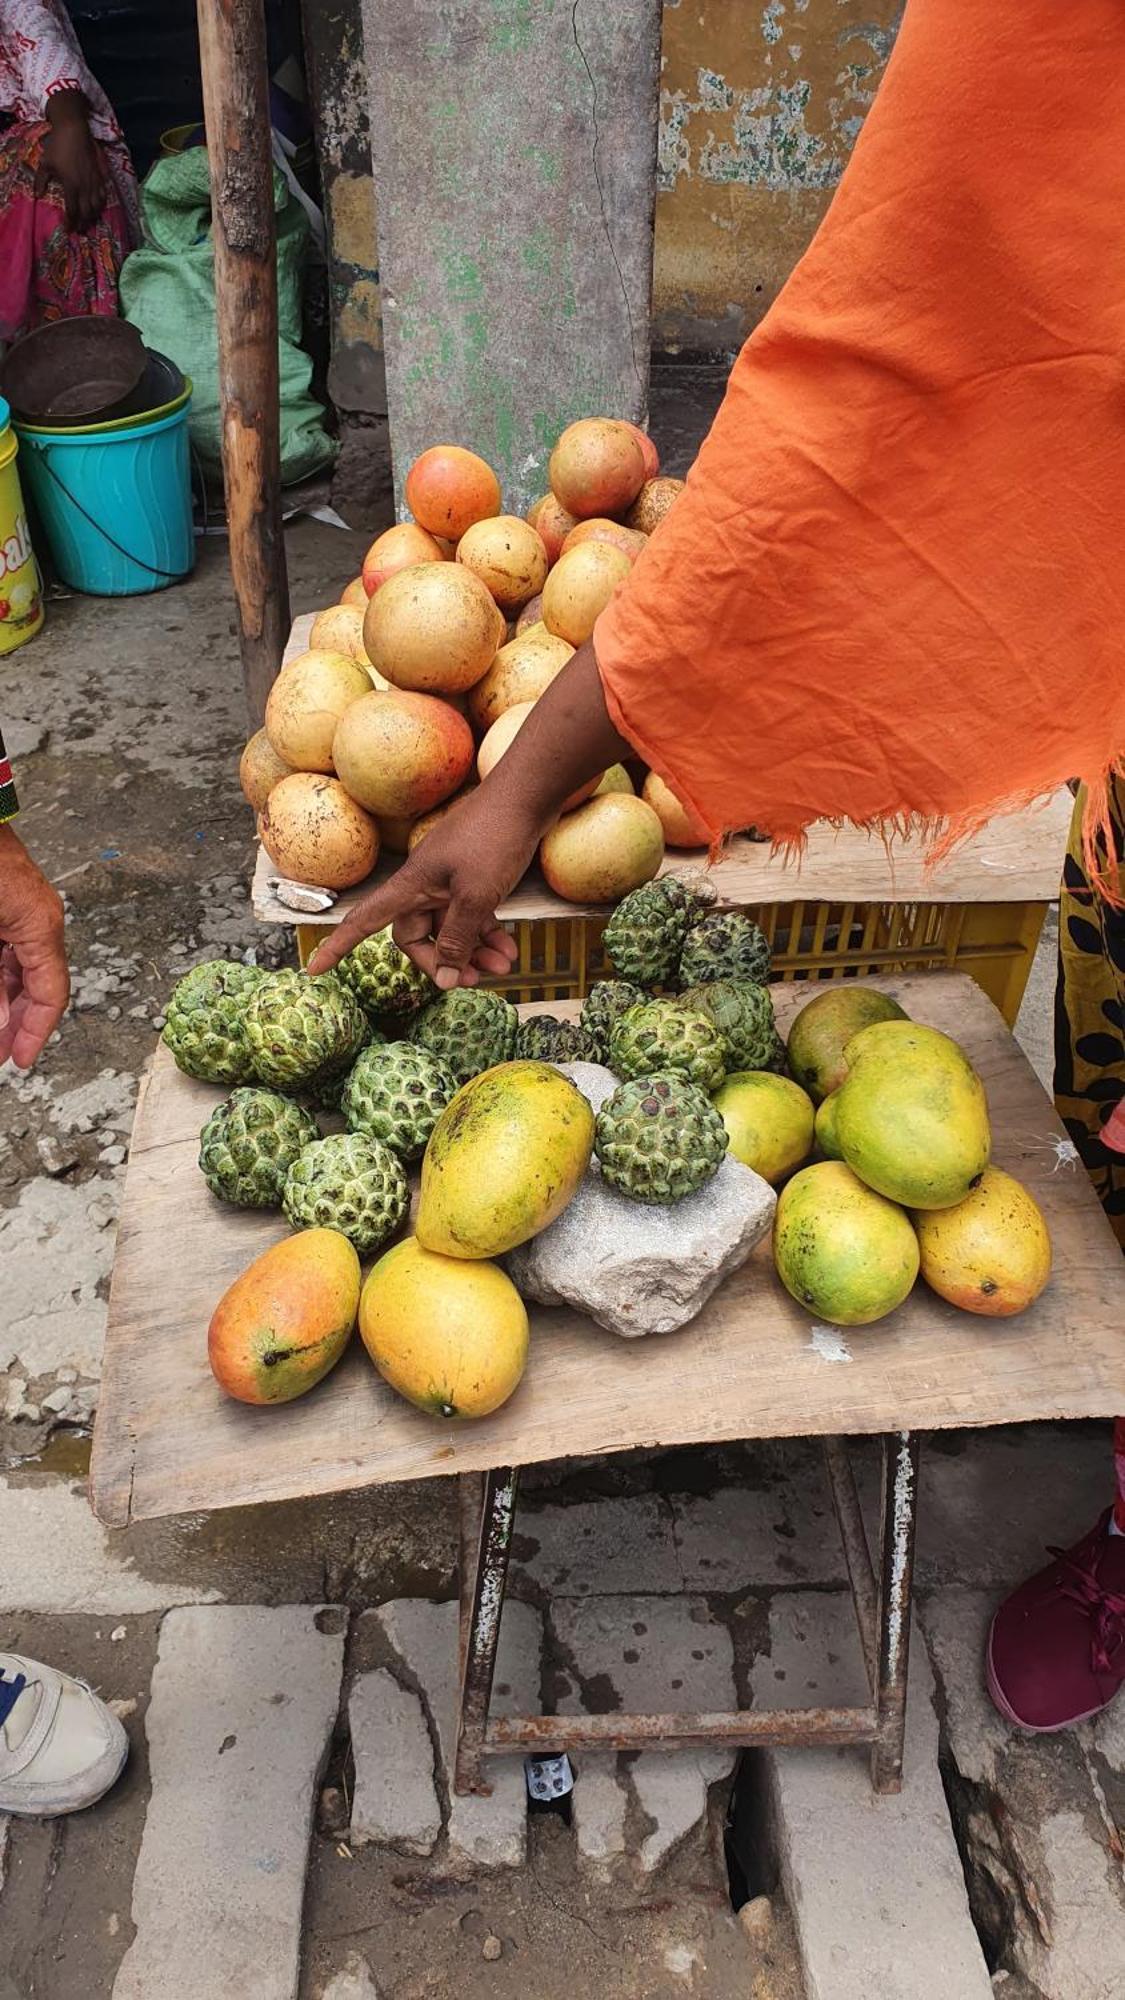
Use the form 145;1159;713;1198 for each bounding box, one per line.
348;1667;440;1856
515;1493;681;1598
752;1592;992;2000
113;1605;346;2000
369;1596;542;1870
507;1146;776;1338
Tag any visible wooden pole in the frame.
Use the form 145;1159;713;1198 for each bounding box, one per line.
196;0;290;727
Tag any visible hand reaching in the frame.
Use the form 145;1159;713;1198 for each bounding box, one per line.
307;784;535;987
307;638;629;986
0;828;69;1069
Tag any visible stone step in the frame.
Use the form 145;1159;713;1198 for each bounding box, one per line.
112;1605;346;2000
752;1591;992;2000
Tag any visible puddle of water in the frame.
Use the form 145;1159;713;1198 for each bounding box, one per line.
15;1429;92;1480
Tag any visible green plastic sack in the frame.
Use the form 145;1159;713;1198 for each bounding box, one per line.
119;148;335;485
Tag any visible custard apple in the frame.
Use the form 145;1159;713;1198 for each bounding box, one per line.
409;988;518;1085
514;1016;595;1063
579;979;645;1061
161;959;266;1084
245;970;367;1092
336;928;435;1025
198;1088;318;1208
609;1000;726;1092
602;880;694;988
342;1041;456;1161
282;1131;408;1254
594;1072;728;1205
677;911;770;989
300;1029;381;1114
679;980;786;1073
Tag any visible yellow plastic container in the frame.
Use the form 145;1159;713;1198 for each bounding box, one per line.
0;397;44;654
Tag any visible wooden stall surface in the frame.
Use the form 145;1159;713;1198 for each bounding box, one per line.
254;615;1072;928
91;974;1125;1530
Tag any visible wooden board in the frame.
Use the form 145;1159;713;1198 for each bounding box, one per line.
91;974;1125;1529
253;615;1072;926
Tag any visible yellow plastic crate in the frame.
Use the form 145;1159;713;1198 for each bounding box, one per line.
299;897;1047;1028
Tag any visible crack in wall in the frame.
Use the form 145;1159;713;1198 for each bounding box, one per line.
570;0;646;401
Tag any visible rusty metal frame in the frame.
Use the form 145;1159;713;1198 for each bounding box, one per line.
453;1431;921;1799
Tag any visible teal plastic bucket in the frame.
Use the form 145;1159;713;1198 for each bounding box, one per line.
15;400;195;595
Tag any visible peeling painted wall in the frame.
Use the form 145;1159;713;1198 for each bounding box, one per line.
655;0;901;351
307;0;902;416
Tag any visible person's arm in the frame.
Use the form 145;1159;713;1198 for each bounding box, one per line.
308;641;629;984
322;0;1125;981
39;88;108;232
0;734;69;1068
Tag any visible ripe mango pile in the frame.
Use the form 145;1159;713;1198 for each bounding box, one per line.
774;987;1051;1326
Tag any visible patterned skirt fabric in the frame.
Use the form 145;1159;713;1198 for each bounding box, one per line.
1053;775;1125;1528
1054;776;1125;1248
0;120;130;341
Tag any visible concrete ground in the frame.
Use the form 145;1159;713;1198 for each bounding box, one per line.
1;396;1122;1999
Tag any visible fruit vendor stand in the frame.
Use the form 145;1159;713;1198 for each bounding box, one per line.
90;971;1125;1798
252;621;1073;1029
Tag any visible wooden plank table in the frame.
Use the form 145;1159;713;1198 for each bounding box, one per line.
92;970;1123;1528
90;972;1125;1793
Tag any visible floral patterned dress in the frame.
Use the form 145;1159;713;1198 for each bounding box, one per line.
0;0;139;340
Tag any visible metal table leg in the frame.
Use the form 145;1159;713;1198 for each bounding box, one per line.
456;1471;484;1686
454;1464;518;1797
453;1435;921;1799
871;1430;921;1794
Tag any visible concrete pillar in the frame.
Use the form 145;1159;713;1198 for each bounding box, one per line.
361;0;662;516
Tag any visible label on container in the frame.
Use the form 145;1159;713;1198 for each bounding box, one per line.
0;508;43;642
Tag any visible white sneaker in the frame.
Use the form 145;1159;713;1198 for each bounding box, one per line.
0;1652;128;1817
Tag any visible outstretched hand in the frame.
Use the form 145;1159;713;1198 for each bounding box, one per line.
306;784;538;987
306;638;630;986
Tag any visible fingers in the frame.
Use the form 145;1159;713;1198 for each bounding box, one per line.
306;882;417;974
431;891;502;989
0;954;69;1069
481;925;519;966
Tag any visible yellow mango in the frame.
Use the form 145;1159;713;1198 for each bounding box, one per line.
417;1061;594;1257
360;1238;528;1417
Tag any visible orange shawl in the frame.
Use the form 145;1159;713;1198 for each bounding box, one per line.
595;0;1125;892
